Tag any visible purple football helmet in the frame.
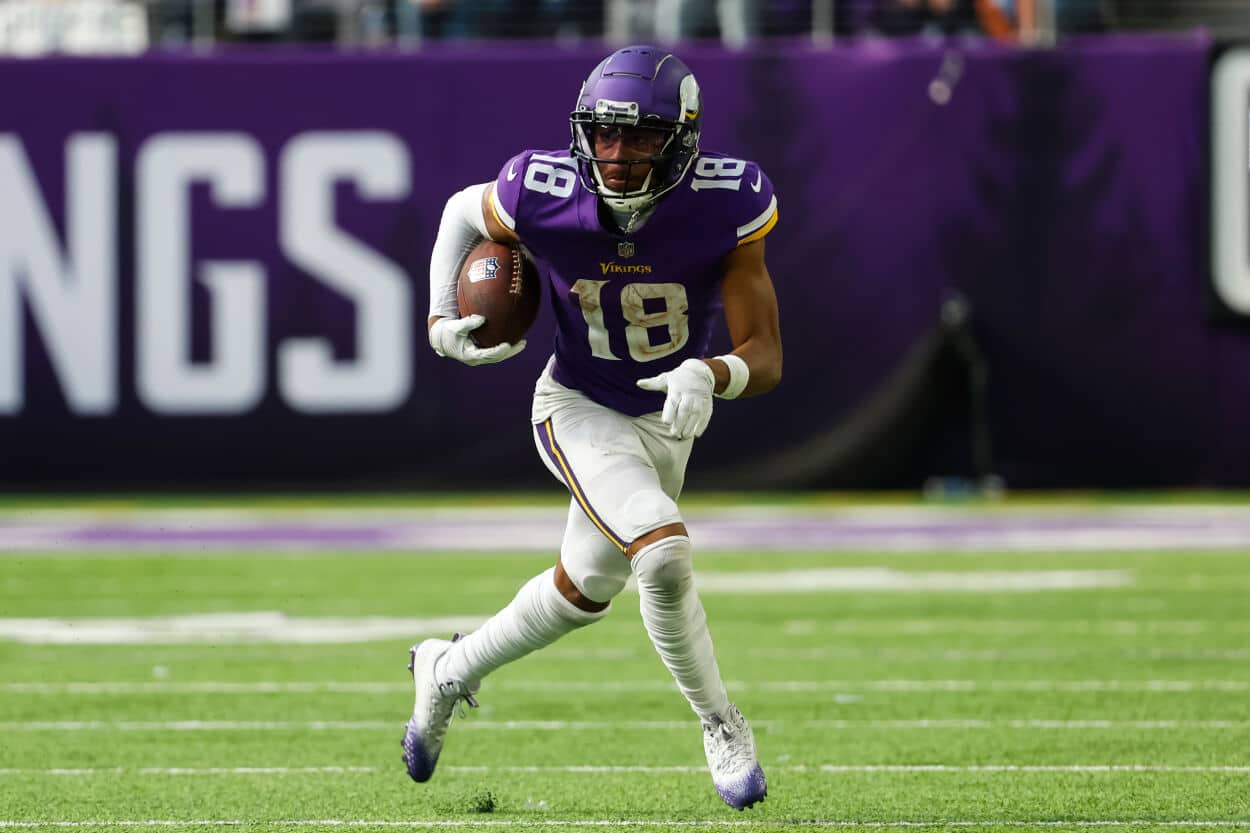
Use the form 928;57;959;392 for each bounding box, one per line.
569;45;702;213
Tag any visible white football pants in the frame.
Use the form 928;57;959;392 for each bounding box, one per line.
530;360;731;720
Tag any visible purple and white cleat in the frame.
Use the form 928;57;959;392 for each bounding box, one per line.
401;633;478;783
702;704;767;810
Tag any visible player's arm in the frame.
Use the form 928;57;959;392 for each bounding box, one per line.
635;238;781;440
424;182;517;331
428;182;491;330
707;238;782;397
482;183;520;245
425;182;525;365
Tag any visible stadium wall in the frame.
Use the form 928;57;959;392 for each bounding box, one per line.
0;35;1245;490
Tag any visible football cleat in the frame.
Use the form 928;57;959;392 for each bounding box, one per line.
401;634;478;783
702;704;767;810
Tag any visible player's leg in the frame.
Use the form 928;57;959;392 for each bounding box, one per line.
402;383;633;784
403;502;617;783
538;396;765;808
552;496;635;609
436;499;625;687
623;413;731;721
532;398;735;721
627;524;729;719
626;413;766;810
531;373;764;807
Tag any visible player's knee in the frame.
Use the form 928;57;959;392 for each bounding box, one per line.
576;571;629;603
561;558;628;604
559;535;631;606
630;535;693;594
622;489;681;536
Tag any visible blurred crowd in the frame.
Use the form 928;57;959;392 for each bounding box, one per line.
154;0;1124;47
5;0;1243;55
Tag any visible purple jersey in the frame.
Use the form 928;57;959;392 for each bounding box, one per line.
490;148;778;417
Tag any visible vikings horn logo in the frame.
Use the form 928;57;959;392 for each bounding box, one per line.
617;241;636;259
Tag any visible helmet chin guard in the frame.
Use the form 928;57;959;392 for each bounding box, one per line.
569;45;702;216
596;169;659;214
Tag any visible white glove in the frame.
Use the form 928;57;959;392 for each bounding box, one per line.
636;358;715;440
429;315;526;366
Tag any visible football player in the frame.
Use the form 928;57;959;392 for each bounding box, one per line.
409;44;782;811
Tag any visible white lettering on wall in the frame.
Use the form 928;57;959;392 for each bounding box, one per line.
2;129;415;417
136;133;266;414
1212;48;1250;316
0;133;117;415
278;132;412;413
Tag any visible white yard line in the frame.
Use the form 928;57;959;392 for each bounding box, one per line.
2;820;1250;829
0;614;491;645
752;648;1250;661
2;719;1248;731
692;569;1136;592
802;720;1250;730
780;619;1250;635
9;645;1250;663
0;569;1140;646
5;680;1250;695
2;765;1249;777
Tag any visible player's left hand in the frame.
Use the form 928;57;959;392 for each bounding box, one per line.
429;315;527;366
636;358;716;440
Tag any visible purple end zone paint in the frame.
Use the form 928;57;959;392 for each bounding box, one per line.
4;507;1250;552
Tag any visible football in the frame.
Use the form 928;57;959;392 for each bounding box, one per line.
457;240;542;348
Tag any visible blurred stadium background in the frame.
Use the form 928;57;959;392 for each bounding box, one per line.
2;0;1250;492
4;1;1250;830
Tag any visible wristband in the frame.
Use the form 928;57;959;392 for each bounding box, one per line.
713;354;750;399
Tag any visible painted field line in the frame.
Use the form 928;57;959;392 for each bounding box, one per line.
6;502;1250;554
3;765;1250;777
781;619;1250;635
3;820;1250;829
754;648;1250;662
0;614;490;646
803;720;1250;730
450;764;1250;774
690;569;1135;593
0;767;376;776
0;567;1135;646
7;679;1250;695
3;719;1249;732
2;495;1250;555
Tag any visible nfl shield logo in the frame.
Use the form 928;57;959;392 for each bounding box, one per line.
467;256;499;283
617;241;636;259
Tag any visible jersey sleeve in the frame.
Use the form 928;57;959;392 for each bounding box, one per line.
488;150;533;236
734;162;779;247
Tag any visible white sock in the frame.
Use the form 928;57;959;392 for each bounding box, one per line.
437;567;606;686
632;536;731;721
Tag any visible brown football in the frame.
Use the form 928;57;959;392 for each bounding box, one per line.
456;240;542;348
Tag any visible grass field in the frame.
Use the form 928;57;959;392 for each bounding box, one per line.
1;496;1249;832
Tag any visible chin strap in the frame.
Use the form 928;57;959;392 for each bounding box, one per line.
596;165;657;214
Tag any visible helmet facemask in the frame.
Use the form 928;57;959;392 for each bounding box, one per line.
570;113;694;213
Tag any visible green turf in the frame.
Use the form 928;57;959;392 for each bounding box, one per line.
1;502;1248;830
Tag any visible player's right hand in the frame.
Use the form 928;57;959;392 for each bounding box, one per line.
636;358;716;440
429;315;527;366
